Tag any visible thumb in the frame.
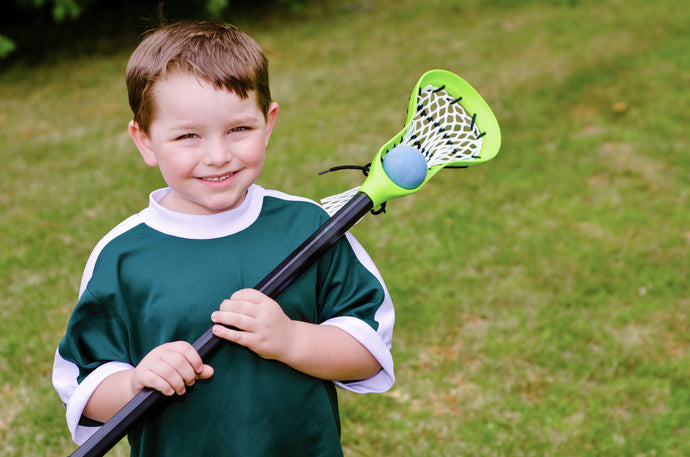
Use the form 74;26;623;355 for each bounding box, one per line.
196;364;214;380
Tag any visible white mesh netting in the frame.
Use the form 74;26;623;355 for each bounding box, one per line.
404;84;485;166
320;186;361;216
320;84;485;215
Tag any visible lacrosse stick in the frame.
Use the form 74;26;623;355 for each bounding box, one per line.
68;69;501;457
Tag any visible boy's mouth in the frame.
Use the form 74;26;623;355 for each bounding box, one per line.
200;171;236;182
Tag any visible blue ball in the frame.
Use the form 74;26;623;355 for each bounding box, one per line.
382;145;428;189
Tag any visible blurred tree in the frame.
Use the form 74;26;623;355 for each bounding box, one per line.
0;35;16;58
0;0;304;60
15;0;89;22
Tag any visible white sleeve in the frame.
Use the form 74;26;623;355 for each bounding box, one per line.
52;349;134;444
322;232;395;393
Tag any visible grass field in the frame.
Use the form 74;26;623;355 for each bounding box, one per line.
1;0;688;455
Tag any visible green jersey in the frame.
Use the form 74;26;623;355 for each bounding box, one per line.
53;185;394;457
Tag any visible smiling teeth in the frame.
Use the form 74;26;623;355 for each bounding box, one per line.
203;172;234;182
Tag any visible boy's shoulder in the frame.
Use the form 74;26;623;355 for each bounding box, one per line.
258;187;332;233
261;187;326;213
78;210;150;295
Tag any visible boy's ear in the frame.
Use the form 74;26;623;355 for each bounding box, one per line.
128;120;158;167
264;102;280;147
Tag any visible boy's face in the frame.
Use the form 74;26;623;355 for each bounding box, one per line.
129;72;279;215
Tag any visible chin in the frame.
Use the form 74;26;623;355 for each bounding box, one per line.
203;194;246;213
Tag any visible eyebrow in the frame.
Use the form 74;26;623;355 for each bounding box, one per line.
226;115;262;126
169;115;260;131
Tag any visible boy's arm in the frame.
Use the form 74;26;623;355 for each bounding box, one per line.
274;321;382;381
83;369;137;422
211;289;382;381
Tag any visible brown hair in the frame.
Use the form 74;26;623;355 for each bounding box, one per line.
126;21;271;133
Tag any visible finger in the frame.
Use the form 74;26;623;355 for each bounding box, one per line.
167;341;207;377
161;346;199;381
141;360;187;396
161;342;214;383
136;342;204;396
217;298;258;317
230;288;266;303
232;290;281;316
196;364;214;380
211;310;255;332
153;377;177;397
136;370;176;396
212;323;252;346
145;347;197;395
154;357;192;395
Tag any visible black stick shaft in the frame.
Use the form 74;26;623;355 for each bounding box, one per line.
68;192;374;457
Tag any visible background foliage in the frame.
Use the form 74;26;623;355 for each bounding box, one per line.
1;0;688;456
0;0;303;59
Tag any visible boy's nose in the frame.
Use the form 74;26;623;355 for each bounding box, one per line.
203;138;232;166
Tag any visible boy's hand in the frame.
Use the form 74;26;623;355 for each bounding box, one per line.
210;289;381;382
133;341;214;396
211;289;295;361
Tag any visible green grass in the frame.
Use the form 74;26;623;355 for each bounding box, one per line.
1;0;688;455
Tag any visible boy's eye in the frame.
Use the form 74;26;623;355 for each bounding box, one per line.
229;126;249;133
176;133;198;140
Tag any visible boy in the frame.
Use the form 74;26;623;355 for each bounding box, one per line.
52;21;394;456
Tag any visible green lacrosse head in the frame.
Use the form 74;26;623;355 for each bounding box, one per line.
358;69;502;208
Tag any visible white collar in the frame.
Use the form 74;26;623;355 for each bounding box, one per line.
140;184;264;239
